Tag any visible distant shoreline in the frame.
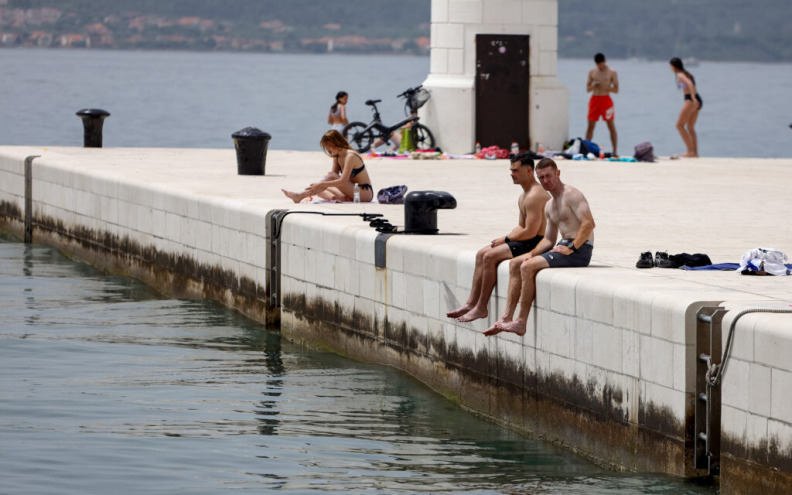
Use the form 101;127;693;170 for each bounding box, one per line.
4;46;792;64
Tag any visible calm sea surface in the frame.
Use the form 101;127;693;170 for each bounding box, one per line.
0;235;719;494
0;48;790;157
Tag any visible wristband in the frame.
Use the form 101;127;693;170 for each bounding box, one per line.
569;243;578;253
504;236;510;243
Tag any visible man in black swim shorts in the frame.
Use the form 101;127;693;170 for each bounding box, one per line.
541;238;593;268
485;158;596;337
447;152;549;323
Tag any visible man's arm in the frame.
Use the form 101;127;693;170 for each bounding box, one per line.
585;70;597;93
525;205;557;257
609;70;619;94
564;191;596;253
492;193;545;246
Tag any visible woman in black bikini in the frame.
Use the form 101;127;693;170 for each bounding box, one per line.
282;129;374;203
670;57;702;158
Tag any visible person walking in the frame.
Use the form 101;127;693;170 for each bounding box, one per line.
585;53;619;156
670;57;702;158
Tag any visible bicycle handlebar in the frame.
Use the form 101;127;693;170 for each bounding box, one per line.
397;85;423;98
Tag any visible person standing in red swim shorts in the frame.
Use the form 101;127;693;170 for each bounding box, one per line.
585;53;619;156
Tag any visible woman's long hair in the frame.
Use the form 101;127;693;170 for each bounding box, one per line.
320;129;352;156
669;57;695;85
331;91;348;112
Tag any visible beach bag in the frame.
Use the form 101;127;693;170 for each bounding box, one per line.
377;185;408;204
634;142;655;162
581;139;599;157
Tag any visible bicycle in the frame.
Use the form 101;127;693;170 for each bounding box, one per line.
342;85;435;153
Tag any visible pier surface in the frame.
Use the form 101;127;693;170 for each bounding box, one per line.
9;145;789;271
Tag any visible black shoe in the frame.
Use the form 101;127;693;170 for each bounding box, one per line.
655;251;674;268
636;251;654;268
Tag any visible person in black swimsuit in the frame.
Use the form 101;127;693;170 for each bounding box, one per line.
670;57;702;158
282;129;374;203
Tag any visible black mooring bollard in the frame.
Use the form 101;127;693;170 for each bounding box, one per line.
404;190;457;234
232;127;272;175
76;108;110;148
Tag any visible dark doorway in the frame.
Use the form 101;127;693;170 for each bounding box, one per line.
475;34;530;150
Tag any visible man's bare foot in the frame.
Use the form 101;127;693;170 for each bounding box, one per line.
456;307;488;323
493;319;527;336
483;325;504;336
483;314;511;336
282;189;303;203
446;305;472;318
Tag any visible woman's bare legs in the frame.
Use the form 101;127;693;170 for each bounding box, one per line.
676;100;699;157
688;107;700;157
282;188;310;203
282;186;345;203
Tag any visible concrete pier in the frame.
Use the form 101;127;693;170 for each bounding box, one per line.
1;145;791;493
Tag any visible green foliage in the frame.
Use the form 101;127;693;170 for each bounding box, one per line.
6;0;790;60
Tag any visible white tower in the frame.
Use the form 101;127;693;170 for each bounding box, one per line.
420;0;569;154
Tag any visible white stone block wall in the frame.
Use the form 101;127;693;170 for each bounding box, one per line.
718;301;792;465
0;154;270;299
279;213;717;439
0;153;26;218
279;212;792;475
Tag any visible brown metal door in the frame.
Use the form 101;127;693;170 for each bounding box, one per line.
475;34;530;151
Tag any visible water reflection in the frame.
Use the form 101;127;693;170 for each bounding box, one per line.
0;235;717;495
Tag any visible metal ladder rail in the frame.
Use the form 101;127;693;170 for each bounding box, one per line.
695;307;725;477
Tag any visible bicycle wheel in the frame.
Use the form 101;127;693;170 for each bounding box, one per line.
342;122;374;152
410;123;435;150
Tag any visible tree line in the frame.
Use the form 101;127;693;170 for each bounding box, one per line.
6;0;790;61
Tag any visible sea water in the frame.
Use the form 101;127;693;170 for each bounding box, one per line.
0;235;719;494
0;48;790;158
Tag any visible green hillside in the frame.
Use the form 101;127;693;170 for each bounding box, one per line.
3;0;790;61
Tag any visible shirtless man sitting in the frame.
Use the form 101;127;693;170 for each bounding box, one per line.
485;158;596;337
447;152;548;323
586;52;619;156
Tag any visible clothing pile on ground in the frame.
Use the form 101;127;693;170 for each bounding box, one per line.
636;251;711;269
738;247;790;275
635;248;791;275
